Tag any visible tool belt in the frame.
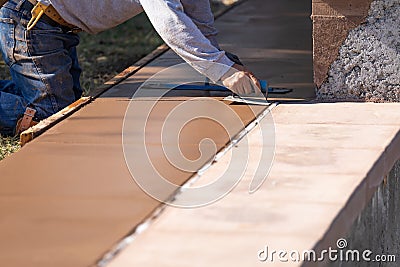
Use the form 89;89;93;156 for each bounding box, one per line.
22;0;81;32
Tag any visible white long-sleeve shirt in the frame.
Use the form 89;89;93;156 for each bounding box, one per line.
49;0;234;81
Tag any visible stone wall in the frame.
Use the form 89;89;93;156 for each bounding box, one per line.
312;0;400;102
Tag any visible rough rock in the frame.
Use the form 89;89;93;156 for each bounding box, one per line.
318;0;400;102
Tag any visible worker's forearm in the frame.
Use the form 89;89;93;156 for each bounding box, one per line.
139;0;234;82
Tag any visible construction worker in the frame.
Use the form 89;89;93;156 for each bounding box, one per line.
0;0;261;136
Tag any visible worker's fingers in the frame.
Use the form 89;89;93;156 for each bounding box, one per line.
232;64;262;92
221;71;259;95
247;72;262;93
238;69;262;95
242;73;258;94
221;71;245;94
220;63;263;96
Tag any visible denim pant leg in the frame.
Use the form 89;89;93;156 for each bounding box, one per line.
69;47;83;100
0;0;82;135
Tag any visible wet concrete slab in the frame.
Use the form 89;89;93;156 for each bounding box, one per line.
0;96;265;266
0;0;314;266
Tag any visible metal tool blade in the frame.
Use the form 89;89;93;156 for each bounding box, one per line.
223;95;270;106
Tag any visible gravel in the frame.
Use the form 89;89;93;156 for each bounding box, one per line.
318;0;400;102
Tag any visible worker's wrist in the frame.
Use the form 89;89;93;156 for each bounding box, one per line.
224;51;243;66
202;55;235;83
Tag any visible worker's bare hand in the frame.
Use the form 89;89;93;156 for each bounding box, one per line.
220;64;262;96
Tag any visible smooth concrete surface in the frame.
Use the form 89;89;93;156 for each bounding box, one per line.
0;98;263;267
0;0;314;266
108;103;400;267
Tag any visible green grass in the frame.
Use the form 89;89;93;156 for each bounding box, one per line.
0;3;227;161
77;13;163;95
0;136;20;161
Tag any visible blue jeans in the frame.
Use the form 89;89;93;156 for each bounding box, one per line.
0;0;82;135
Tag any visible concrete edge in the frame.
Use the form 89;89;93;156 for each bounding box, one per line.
303;128;400;266
19;96;92;146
